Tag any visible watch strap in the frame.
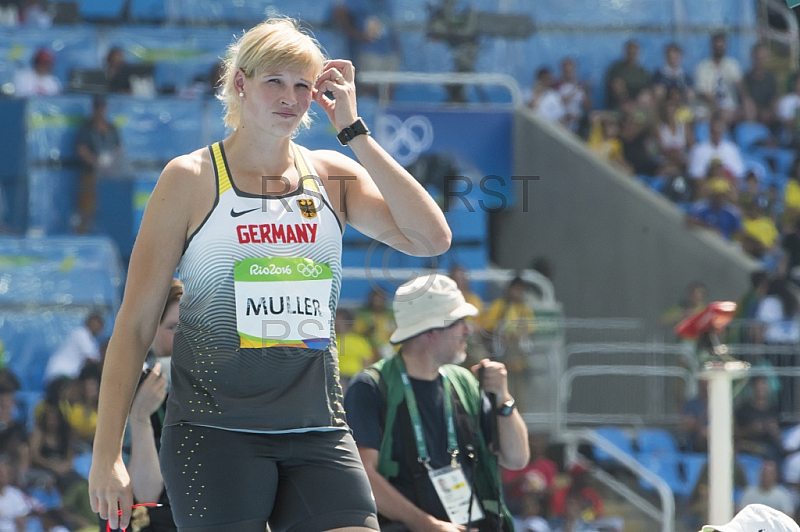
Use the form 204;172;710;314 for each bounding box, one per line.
497;398;516;417
337;118;370;146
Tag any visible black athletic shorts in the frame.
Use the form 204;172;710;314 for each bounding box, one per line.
161;424;379;531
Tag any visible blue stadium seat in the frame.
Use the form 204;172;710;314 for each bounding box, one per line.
129;0;166;22
78;0;125;20
637;427;680;455
737;453;764;486
734;121;771;154
592;426;635;464
681;453;707;496
639;452;692;498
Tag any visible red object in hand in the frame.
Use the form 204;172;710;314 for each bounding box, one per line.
674;301;737;339
107;503;163;532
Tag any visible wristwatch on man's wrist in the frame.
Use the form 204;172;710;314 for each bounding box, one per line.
497;397;516;417
337;118;370;146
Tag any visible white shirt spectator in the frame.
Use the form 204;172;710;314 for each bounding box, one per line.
43;325;100;383
527;89;565;124
514;516;552;532
695;58;743;111
778;93;800;123
13;68;61;97
688;139;745;180
755;296;800;344
739;484;795;516
0;485;31;532
557;81;586;131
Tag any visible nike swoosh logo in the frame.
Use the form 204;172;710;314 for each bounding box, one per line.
230;207;260;218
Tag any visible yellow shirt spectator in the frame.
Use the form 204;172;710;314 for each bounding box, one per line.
337;331;374;380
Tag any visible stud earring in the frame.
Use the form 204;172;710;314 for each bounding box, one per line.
239;92;244;97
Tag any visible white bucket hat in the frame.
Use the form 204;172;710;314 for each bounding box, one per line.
702;504;800;532
389;274;478;344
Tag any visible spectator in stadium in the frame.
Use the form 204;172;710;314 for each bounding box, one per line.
526;67;566;125
91;16;449;531
753;279;800;412
604;39;652;110
29;401;77;490
659;281;707;330
60;362;99;450
777;73;800;148
514;492;551;532
619;90;665;177
13;47;61;97
554;57;591;135
18;0;51;27
549;491;600;532
735;375;783;465
694;32;744;123
0;380;29;487
730;270;770;344
657;99;694;173
43;312;104;384
783;159;800;230
74;94;122;233
738;459;795;515
686;465;749;531
739;170;765;211
652;42;694;103
0;455;32;531
482;274;535;387
331;0;400;97
679;379;709;452
687;114;745;181
335;307;375;391
549;462;604;522
449;264;484;324
783;219;800;280
353;289;396;360
742;43;778;127
105;46;131;94
502;433;558;515
740;200;781;269
587;111;633;174
686;178;743;240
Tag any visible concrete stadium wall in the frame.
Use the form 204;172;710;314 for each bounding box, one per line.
494;108;759;336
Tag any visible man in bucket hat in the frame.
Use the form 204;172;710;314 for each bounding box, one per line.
702;504;800;532
344;274;530;531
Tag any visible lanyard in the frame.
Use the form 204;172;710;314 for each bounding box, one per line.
397;356;460;469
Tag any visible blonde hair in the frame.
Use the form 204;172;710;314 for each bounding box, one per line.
218;17;326;131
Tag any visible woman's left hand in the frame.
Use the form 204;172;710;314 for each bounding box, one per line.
314;59;358;132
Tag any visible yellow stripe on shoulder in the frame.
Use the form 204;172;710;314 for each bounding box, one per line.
211;142;232;196
291;143;320;195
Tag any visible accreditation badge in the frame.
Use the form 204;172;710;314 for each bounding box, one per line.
233;257;332;350
429;464;484;525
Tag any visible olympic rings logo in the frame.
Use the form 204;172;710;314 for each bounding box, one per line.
375;114;434;166
297;263;323;278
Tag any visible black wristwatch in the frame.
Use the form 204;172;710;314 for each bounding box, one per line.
337;118;370;146
497;398;516;417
